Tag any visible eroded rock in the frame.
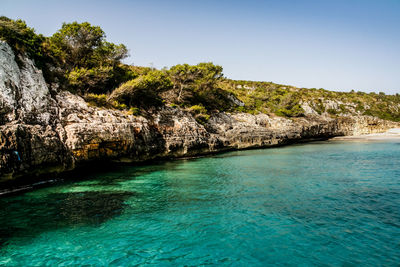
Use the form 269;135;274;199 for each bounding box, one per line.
1;41;399;184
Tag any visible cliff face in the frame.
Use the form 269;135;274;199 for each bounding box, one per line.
1;41;399;184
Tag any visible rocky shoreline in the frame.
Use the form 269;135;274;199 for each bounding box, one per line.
1;41;399;188
332;128;400;141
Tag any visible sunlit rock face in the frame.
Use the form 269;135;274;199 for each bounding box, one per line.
0;40;399;184
0;41;72;181
0;41;56;125
0;41;18;123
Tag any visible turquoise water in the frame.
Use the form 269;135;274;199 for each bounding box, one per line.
0;140;400;266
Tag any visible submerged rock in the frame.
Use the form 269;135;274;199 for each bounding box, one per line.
0;41;399;184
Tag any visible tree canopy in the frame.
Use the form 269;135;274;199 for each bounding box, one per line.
48;22;128;70
46;21;129;93
168;62;223;101
0;16;46;67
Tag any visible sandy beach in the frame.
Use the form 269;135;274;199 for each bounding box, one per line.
332;128;400;141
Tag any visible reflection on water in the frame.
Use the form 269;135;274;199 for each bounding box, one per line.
0;141;400;266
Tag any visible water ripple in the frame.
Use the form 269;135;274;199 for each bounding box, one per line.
0;141;400;266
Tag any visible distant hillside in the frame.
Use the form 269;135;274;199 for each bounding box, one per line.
220;80;400;121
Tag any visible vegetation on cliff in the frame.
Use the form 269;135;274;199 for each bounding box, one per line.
0;16;47;69
1;17;399;122
221;80;400;121
0;17;132;93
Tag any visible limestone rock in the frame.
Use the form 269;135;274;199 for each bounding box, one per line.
0;40;399;184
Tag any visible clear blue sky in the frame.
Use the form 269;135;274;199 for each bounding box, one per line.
2;0;400;94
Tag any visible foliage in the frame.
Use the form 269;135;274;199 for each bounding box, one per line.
112;101;128;110
221;79;400;121
84;93;108;107
0;17;49;69
1;17;399;122
67;67;114;94
109;70;172;107
189;104;208;114
84;93;127;110
0;18;131;92
48;21;129;93
48;22;126;69
168;62;223;101
220;81;305;117
189;104;210;124
275;104;304;117
195;114;211;125
127;107;140;115
165;62;234;113
326;108;339;115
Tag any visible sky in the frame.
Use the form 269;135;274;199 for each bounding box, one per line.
2;0;400;94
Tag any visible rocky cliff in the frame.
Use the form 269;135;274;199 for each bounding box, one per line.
1;41;399;185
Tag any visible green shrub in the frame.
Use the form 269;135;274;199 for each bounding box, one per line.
275;104;304;117
109;70;172;107
48;21;127;70
48;21;129;93
168;62;223;102
127;107;140;115
236;106;246;112
84;93;127;110
327;108;339;115
339;104;348;113
84;93;108;107
189;104;207;114
187;104;211;124
111;101;127;110
355;103;364;112
67;67;114;94
312;100;325;115
0;17;46;66
195;114;211;125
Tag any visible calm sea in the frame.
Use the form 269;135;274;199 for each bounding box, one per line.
0;140;399;266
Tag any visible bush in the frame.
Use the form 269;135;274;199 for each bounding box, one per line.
109;70;172;107
275;104;304;117
195;114;210;125
327;108;339;115
111;101;127;110
84;93;108;107
168;62;223;102
67;67;114;94
236;106;246;112
0;17;48;69
84;93;127;110
127;107;140;115
0;18;133;90
355;103;365;112
49;21;128;70
48;21;129;93
188;104;210;124
189;104;207;114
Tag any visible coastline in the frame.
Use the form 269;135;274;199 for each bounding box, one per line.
1;40;399;191
0;136;332;196
332;128;400;141
1;131;398;197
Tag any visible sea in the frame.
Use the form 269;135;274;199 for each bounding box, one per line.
0;140;399;266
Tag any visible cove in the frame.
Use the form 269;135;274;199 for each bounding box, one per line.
0;140;399;266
